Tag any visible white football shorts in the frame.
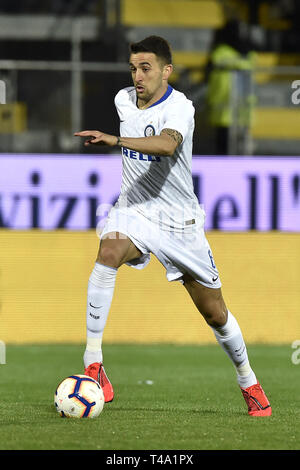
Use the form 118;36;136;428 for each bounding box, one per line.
99;205;222;289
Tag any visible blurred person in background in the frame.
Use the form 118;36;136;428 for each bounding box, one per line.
204;19;256;155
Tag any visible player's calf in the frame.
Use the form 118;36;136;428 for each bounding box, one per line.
183;274;228;327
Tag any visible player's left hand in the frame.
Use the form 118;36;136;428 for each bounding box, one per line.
74;130;117;147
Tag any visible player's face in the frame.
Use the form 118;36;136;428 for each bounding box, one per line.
129;52;172;107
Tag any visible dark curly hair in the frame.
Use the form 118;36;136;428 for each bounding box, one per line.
130;36;172;65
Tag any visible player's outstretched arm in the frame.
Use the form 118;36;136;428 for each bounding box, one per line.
74;128;182;157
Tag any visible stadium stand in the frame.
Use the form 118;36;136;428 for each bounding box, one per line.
121;0;300;155
0;0;300;155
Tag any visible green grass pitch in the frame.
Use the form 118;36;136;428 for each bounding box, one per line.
0;343;299;451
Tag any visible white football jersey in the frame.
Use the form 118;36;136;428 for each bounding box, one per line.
114;85;204;230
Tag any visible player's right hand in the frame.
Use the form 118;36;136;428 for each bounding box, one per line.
74;130;117;147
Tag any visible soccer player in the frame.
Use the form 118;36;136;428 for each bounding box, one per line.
75;36;271;416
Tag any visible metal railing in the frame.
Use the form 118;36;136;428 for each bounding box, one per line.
1;55;300;154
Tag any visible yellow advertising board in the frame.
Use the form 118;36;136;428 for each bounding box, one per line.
0;230;299;344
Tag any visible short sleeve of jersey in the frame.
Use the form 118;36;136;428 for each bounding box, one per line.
161;97;194;141
114;87;135;122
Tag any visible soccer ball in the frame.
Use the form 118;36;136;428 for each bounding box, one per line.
54;374;105;418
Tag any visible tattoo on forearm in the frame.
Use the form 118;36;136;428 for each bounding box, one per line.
161;128;183;146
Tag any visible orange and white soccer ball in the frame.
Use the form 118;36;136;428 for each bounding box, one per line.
54;374;105;418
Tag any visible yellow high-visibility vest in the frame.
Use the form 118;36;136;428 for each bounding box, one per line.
206;44;256;127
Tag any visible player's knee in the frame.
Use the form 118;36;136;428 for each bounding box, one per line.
97;245;122;268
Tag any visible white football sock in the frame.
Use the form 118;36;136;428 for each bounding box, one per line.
83;262;117;368
210;310;257;388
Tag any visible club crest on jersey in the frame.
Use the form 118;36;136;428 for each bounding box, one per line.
144;124;155;137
